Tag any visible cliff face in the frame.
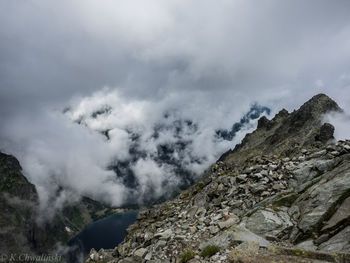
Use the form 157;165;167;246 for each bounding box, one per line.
0;152;39;254
87;94;350;263
0;152;114;255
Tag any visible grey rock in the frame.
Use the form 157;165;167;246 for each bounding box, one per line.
310;150;327;159
195;207;207;218
232;226;271;247
330;151;340;156
269;164;278;171
89;248;99;261
319;225;350;251
236;174;248;182
244;208;293;237
218;215;239;229
323;196;350;230
155;229;173;240
209;225;220;234
235;241;259;252
317;123;335;142
186;206;198;218
295;158;350;234
296;240;318;250
301;149;308;154
134;248;148;259
119;257;138;263
272;183;285;191
145;252;152;261
228;199;243;208
200;226;270;250
154;240;167;250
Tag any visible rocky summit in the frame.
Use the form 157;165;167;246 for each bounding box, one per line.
87;94;350;263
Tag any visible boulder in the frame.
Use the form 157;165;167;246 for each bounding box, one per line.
322;196;350;230
296;240;318;251
290;156;350;239
319;226;350;252
155;229;173;240
199;226;270;250
316;123;335;142
243;208;293;238
134;248;148;259
218;215;239;229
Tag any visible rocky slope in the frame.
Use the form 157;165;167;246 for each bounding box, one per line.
86;94;350;263
0;152;114;255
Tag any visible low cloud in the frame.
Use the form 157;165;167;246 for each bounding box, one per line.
322;111;350;141
0;89;268;212
1;1;350;217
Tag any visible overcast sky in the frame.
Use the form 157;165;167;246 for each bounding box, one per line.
1;0;350;210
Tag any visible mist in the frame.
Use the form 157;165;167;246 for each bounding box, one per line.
1;0;350;213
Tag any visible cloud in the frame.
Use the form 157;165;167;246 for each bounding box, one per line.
62;89;261;204
1;0;350;213
0;109;129;210
0;88;267;211
322;111;350;141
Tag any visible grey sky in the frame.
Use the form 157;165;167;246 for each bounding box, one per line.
1;0;350;112
1;0;350;209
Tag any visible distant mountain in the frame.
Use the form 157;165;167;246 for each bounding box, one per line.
216;104;270;140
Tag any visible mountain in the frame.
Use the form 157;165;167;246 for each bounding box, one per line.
215;104;270;141
0;152;39;254
87;94;350;263
0;152;114;256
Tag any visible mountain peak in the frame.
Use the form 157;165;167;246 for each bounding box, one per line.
290;94;341;126
223;94;341;164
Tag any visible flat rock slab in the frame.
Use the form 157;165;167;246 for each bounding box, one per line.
268;246;350;263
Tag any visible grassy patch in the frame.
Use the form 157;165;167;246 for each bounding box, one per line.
180;250;196;263
200;245;220;258
244;208;258;218
272;193;299;208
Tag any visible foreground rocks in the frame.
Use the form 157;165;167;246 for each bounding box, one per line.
87;94;350;263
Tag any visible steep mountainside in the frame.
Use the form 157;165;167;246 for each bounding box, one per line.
87;94;350;263
0;152;114;255
0;152;39;254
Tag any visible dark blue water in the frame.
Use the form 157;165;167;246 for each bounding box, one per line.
67;211;138;262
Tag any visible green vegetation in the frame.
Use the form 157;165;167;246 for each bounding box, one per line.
70;207;84;228
200;245;220;258
272;193;299;209
244;208;258;218
191;181;205;196
180;250;196;263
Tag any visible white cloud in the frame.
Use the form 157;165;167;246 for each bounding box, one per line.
1;0;350;216
322;111;350;141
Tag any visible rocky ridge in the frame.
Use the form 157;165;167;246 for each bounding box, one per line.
87;94;350;263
